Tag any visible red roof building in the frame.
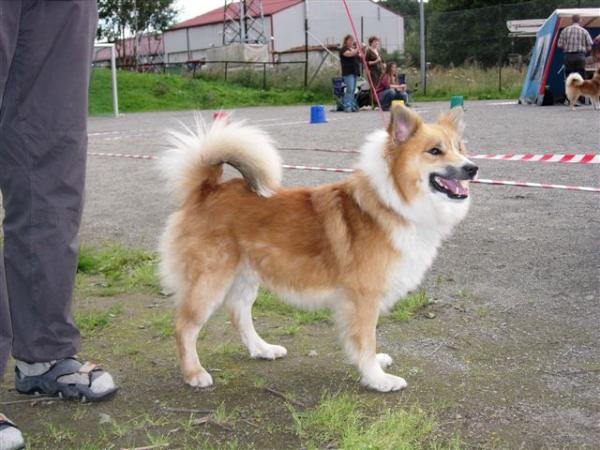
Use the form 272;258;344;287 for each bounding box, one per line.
163;0;403;63
171;0;303;30
94;34;164;65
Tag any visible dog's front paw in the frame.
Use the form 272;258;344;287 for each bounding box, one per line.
184;370;213;388
250;344;287;360
376;353;393;368
363;373;407;392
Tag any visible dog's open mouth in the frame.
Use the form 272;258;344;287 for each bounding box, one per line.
430;174;469;199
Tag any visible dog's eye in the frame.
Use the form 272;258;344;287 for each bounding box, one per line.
427;147;443;156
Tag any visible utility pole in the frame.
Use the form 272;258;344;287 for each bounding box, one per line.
240;0;246;43
419;0;426;95
223;0;267;45
304;0;309;88
133;0;138;68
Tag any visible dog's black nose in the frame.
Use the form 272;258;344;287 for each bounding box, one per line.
462;164;478;179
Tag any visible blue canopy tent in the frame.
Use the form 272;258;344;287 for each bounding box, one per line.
519;8;600;105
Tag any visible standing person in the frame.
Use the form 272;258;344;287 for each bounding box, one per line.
376;62;409;111
1;1;116;447
339;34;361;113
558;14;593;79
365;36;384;87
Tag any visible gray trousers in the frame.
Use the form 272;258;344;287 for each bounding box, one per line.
0;0;98;378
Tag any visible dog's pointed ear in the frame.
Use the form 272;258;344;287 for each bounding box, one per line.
440;106;465;137
388;105;422;145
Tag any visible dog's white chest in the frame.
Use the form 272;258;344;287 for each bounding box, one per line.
381;227;441;311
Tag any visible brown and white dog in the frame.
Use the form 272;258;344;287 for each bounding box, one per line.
565;69;600;110
159;106;477;392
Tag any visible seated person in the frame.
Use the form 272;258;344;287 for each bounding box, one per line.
376;62;409;110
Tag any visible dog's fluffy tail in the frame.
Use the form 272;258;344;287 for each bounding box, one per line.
566;72;584;88
161;116;281;204
565;73;585;105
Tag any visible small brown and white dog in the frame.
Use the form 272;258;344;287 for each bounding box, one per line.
565;70;600;110
159;106;477;392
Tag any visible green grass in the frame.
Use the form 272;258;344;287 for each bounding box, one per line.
89;63;522;116
77;244;160;295
147;311;175;339
75;303;123;335
389;290;431;322
407;64;522;101
452;289;468;299
212;402;233;425
292;392;463;450
76;244;428;327
255;290;332;325
213;342;243;356
89;68;329;115
276;323;301;336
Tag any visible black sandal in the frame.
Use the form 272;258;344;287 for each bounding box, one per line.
0;414;25;450
15;357;118;402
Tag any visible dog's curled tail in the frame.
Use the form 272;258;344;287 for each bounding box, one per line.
161;116;281;203
566;72;584;88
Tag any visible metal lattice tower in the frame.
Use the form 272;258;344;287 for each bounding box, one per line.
223;0;268;45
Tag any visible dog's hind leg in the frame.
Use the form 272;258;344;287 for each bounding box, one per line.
337;295;407;392
175;267;236;388
226;269;287;360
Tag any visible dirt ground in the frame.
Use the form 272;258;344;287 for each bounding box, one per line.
1;101;599;449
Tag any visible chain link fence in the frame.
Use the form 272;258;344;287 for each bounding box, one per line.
391;0;598;97
92;0;599;101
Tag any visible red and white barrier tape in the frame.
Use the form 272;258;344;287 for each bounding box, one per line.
471;179;600;192
88;152;599;193
280;147;600;163
471;153;600;164
283;164;354;174
90;152;158;160
280;146;360;154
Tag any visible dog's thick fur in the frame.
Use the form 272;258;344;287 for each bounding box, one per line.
565;70;600;110
159;106;477;392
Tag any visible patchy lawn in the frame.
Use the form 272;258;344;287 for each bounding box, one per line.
4;244;583;449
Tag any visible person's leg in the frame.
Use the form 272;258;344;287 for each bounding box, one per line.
342;74;354;111
1;4;27;449
563;54;580;106
0;0;22;385
377;91;386;110
378;89;394;111
395;90;409;104
0;254;11;383
0;256;21;450
0;0;98;365
566;54;588;104
350;75;359;110
564;54;577;78
0;414;24;450
575;54;586;79
2;0;115;403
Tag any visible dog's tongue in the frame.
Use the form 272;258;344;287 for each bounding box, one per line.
437;177;469;196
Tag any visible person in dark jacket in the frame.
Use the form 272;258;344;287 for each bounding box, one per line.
339;34;361;112
365;36;384;87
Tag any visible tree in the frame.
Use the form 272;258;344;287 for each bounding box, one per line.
381;0;419;18
425;0;599;66
381;0;421;65
97;0;178;66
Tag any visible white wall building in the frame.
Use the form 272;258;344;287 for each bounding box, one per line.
164;0;404;63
